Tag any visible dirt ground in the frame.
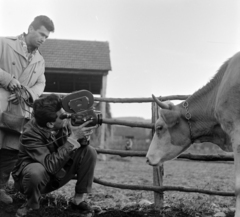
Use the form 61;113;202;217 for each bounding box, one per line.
0;187;162;217
0;156;237;217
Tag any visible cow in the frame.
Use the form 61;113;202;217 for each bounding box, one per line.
146;51;240;217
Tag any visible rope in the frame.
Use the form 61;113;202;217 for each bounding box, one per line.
13;86;33;116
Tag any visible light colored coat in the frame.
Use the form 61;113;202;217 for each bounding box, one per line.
0;36;46;150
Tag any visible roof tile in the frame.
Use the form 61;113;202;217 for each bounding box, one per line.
39;39;112;71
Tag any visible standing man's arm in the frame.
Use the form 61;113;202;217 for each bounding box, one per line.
0;37;21;90
24;62;46;102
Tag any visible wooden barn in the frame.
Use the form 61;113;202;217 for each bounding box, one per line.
39;39;112;148
39;38;112;96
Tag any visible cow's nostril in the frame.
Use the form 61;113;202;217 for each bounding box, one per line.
146;158;149;164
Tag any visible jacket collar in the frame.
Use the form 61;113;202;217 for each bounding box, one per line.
30;118;52;139
31;119;68;140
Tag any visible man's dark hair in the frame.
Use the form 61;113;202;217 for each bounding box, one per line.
33;94;62;127
30;15;55;32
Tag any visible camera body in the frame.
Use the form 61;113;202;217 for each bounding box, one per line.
70;109;102;127
61;90;102;127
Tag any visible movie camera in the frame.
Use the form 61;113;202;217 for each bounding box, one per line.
60;90;102;127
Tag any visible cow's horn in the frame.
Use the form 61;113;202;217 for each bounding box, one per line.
152;94;170;109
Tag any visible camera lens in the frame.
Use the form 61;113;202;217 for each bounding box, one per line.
59;113;71;120
97;113;103;125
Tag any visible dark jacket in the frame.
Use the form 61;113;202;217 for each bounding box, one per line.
12;118;75;181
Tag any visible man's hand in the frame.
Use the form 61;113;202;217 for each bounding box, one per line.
67;120;97;150
68;120;97;141
7;84;29;105
8;93;19;104
8;78;21;92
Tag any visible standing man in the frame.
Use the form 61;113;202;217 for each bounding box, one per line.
0;15;54;204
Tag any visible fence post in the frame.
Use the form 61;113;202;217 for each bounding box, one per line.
100;75;107;150
152;102;164;210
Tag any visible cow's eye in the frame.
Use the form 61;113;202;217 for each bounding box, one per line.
156;126;163;131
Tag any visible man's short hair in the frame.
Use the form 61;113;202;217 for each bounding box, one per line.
33;94;62;128
30;15;55;32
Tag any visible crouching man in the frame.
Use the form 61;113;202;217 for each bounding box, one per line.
12;94;98;217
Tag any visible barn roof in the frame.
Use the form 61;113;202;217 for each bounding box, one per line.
39;39;112;71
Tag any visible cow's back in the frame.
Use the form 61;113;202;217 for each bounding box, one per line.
215;51;240;133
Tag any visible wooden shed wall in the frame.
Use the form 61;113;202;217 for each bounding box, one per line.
44;68;108;94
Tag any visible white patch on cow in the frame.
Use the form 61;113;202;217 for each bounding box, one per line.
146;115;190;166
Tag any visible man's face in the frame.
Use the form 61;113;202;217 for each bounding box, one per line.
28;25;50;48
51;109;67;130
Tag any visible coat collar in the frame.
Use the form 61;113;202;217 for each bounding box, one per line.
6;36;25;58
28;50;43;65
5;36;43;65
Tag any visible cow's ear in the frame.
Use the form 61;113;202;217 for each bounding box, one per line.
161;109;180;128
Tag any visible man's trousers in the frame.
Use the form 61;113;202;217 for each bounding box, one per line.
0;149;18;189
15;145;97;209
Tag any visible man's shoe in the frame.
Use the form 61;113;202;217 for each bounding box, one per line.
0;189;13;204
69;200;93;213
15;203;34;217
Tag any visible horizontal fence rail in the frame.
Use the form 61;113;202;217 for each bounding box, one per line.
92;178;235;197
102;118;153;128
44;93;189;102
94;95;190;103
95;148;234;161
73;176;234;197
178;153;234;162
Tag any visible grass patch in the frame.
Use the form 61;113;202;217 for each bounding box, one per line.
0;156;236;216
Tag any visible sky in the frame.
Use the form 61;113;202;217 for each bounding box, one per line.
1;0;240;119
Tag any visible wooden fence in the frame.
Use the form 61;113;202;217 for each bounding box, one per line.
51;92;236;210
89;94;235;211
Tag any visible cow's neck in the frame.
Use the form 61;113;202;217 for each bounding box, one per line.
178;59;232;151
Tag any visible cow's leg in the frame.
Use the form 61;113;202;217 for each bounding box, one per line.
218;115;240;217
230;125;240;217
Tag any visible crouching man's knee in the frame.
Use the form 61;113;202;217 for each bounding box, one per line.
21;163;50;193
87;145;97;161
75;145;97;169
